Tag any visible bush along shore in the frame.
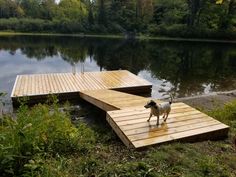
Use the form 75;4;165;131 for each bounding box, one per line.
0;94;236;176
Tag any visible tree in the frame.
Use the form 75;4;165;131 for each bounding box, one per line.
97;0;107;26
41;0;57;20
0;0;24;18
88;1;94;25
20;0;43;18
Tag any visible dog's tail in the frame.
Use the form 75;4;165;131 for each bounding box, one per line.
169;94;173;105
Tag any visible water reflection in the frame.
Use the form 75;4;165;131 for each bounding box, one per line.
0;35;236;101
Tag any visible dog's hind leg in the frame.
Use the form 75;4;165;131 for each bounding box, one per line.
164;113;169;122
147;113;152;122
162;113;166;119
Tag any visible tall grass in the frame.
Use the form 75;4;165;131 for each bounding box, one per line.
208;100;236;138
0;101;95;176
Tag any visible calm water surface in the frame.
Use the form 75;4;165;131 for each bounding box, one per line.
0;35;236;107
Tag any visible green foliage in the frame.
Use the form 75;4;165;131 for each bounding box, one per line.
0;101;95;176
1;99;236;176
209;100;236;137
0;0;235;38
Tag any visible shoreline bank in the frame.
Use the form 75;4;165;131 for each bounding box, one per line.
0;31;236;44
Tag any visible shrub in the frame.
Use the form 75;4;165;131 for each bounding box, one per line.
0;102;95;176
208;100;236;137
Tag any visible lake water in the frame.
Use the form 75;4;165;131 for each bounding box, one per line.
0;35;236;107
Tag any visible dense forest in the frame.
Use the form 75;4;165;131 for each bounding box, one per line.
0;0;236;38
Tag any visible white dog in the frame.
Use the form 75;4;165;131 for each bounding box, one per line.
144;96;173;125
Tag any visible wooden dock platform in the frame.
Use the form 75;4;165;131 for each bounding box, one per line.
11;70;229;148
11;70;152;104
80;89;229;148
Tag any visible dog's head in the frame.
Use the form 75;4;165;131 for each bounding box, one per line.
144;100;157;109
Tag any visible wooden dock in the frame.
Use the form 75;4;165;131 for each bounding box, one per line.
11;70;152;104
80;89;229;148
11;70;229;148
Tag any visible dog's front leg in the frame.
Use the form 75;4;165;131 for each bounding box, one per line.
147;113;152;122
156;115;160;125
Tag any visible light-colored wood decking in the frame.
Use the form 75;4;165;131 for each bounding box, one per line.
11;70;229;148
11;70;152;103
80;89;162;111
107;103;229;148
80;89;229;148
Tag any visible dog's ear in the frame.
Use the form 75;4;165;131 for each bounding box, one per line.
150;100;156;105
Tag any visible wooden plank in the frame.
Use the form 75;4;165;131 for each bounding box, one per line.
73;73;86;90
104;72;123;87
119;112;209;131
108;104;190;119
59;73;71;92
84;73;99;90
86;73;107;89
44;74;50;94
124;115;218;136
69;73;82;90
113;70;151;86
116;110;206;126
21;75;27;96
39;74;44;94
110;71;131;87
114;107;198;122
112;71;138;87
45;74;53;93
76;73;92;90
11;75;19;97
83;73;101;90
80;92;118;111
79;89;152;112
108;72;129;87
30;75;34;95
132;124;229;148
107;102;187;115
63;73;77;92
14;75;22;96
128;119;220;142
106;113;134;148
57;74;66;92
43;74;49;93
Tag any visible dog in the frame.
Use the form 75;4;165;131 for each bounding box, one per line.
144;95;173;125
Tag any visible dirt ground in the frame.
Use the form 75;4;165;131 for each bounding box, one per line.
176;90;236;111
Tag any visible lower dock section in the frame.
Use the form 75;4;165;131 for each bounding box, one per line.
80;89;229;149
106;102;229;148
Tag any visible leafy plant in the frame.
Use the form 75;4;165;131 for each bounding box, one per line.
0;100;95;176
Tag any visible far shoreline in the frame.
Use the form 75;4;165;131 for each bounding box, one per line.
0;31;236;44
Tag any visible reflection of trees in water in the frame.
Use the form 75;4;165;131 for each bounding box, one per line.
21;46;57;60
93;39;149;74
148;42;236;96
0;36;236;96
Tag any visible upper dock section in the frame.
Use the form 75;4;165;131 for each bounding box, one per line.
11;70;152;103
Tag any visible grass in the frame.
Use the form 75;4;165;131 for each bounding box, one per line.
0;31;124;39
0;99;236;177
